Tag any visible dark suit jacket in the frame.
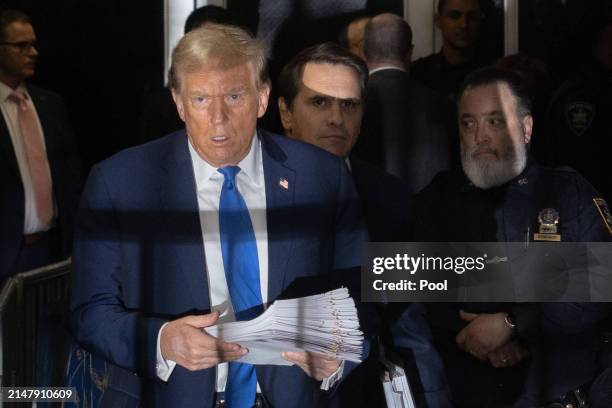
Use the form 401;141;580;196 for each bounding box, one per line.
70;129;367;408
0;84;81;279
356;69;456;193
344;157;453;407
350;156;413;242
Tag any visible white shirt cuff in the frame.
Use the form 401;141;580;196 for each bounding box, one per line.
156;322;177;382
320;360;345;390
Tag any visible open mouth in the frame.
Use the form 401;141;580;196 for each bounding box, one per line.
211;135;228;143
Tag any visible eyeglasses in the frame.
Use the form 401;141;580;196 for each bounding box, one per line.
0;41;38;53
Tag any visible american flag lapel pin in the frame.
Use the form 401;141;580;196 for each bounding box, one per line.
279;177;289;190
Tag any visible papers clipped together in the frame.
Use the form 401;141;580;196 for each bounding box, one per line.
205;288;364;366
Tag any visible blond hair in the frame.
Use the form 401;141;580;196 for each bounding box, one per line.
169;23;268;91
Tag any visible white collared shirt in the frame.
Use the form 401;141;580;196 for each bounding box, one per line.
0;81;54;233
156;133;343;390
368;66;406;75
157;133;268;392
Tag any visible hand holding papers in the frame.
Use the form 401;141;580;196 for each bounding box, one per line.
204;288;364;365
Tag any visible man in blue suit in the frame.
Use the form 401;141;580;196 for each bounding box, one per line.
0;8;81;281
70;24;366;407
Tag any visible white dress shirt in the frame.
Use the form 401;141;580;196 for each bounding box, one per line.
156;133;343;390
368;66;406;75
157;133;268;392
0;81;54;234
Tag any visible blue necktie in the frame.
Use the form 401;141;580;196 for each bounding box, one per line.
218;166;262;408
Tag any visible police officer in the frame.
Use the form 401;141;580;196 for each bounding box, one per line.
414;67;612;407
411;0;489;102
544;21;612;205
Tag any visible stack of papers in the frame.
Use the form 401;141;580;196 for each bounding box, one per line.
204;288;364;365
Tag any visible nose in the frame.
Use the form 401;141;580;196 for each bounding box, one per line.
327;101;344;127
458;14;468;29
474;124;489;145
210;97;227;124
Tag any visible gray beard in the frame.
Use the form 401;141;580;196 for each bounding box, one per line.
461;140;527;189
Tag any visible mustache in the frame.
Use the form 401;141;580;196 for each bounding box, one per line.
470;146;497;158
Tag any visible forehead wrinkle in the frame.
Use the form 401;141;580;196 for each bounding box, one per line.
181;64;255;96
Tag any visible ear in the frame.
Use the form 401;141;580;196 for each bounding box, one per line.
522;114;533;145
257;82;271;118
171;88;186;122
278;97;293;135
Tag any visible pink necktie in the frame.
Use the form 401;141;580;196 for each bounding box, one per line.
9;90;54;226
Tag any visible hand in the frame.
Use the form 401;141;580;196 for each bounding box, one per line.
160;311;247;371
281;351;341;381
456;310;512;360
487;340;529;368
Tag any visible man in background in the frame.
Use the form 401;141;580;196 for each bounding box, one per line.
277;41;411;242
0;8;81;281
357;13;454;192
415;67;611;407
277;42;452;407
411;0;486;101
545;20;612;204
338;14;370;61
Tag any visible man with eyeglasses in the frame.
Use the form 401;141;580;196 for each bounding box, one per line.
411;0;488;101
0;8;81;281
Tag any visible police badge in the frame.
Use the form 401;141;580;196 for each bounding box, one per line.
565;101;596;137
593;198;612;236
534;208;561;241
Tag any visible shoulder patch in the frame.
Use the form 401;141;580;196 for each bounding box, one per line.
593;198;612;236
565;101;596;136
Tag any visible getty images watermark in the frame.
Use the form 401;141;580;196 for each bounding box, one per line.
361;242;612;302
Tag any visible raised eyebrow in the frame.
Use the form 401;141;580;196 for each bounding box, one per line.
484;111;505;117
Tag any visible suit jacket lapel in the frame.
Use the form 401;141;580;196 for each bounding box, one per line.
160;131;210;310
260;131;296;302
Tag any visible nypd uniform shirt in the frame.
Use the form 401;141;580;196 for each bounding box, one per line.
412;159;612;406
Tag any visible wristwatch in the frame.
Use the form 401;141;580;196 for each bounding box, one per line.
504;311;518;338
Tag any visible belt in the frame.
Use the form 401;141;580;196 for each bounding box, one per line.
214;393;265;408
23;228;53;245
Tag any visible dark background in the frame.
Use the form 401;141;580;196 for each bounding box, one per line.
1;0;609;173
1;0;164;171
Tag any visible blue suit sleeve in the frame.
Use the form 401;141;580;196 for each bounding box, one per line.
70;165;166;380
